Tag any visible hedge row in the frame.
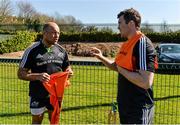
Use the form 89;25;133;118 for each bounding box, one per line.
0;31;37;54
1;31;180;54
35;31;127;42
38;31;180;43
146;32;180;43
60;32;126;42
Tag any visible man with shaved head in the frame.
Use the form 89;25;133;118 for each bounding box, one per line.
18;22;73;124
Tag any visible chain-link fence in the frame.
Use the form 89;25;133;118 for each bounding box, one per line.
0;58;180;124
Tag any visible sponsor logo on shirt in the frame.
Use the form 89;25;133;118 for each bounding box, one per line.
31;101;39;107
48;56;54;59
36;54;43;59
37;60;63;66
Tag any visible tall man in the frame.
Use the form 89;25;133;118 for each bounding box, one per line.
18;22;73;124
91;8;158;124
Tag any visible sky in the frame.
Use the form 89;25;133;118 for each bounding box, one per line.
12;0;180;24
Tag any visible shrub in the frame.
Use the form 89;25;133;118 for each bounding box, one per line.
59;31;126;42
1;31;180;55
146;32;180;43
36;31;180;43
0;31;37;54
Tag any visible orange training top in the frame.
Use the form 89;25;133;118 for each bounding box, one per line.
115;31;143;71
43;72;69;124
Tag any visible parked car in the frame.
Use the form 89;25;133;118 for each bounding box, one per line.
155;43;180;63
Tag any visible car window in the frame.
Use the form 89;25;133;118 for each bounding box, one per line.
161;45;180;53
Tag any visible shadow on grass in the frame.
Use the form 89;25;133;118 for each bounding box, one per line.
154;95;180;101
1;95;180;117
0;103;111;117
0;112;30;117
62;102;111;111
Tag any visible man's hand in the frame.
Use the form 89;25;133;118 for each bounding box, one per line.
90;47;103;59
37;73;50;83
18;68;50;83
66;67;73;78
89;47;118;71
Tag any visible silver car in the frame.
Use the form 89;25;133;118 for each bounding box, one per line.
156;43;180;63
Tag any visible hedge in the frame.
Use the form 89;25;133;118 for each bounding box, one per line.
146;32;180;43
0;31;37;54
36;31;127;42
37;31;180;43
0;31;180;54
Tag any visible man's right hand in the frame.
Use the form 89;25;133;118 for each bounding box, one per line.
90;47;103;59
89;47;118;72
37;73;50;83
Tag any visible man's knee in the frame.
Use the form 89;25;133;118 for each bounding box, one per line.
32;114;44;124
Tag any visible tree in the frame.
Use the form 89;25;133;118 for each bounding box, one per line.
141;22;154;33
16;1;36;21
53;12;83;32
81;25;98;32
16;0;40;31
33;12;54;24
0;0;13;22
100;27;113;33
160;20;171;33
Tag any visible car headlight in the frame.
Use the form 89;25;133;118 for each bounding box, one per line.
161;57;172;62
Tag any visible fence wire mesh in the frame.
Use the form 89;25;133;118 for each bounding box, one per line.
0;58;180;124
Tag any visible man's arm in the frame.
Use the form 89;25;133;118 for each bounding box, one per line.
90;47;118;71
17;68;50;83
118;36;156;89
117;67;154;89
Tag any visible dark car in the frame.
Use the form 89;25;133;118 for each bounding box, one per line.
155;43;180;63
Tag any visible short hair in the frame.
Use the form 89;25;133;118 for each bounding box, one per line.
43;22;58;32
117;8;141;28
43;23;51;32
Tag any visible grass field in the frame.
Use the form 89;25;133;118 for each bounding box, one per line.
0;62;180;124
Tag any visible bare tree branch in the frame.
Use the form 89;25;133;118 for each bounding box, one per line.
16;1;36;19
0;0;13;17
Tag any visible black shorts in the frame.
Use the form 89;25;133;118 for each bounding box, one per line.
30;96;53;115
118;105;155;124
